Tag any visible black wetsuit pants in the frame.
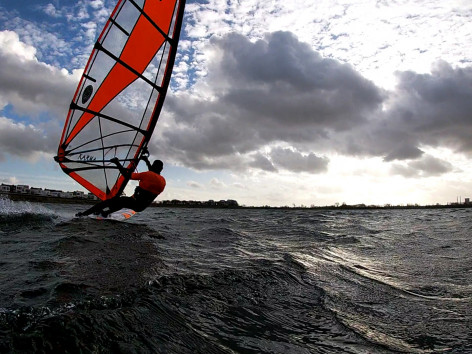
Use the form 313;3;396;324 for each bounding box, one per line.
80;188;156;216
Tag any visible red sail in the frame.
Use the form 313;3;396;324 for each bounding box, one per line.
56;0;186;200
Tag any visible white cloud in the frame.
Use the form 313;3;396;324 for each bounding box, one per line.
0;30;78;160
43;4;60;18
0;30;77;118
0;30;36;61
82;21;98;41
210;178;226;188
90;0;105;10
0;176;19;185
187;181;203;189
181;0;472;92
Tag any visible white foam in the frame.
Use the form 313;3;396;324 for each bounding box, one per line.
0;196;55;216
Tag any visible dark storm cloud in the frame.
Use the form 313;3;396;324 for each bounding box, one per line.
160;31;384;172
342;61;472;165
211;31;384;131
161;32;472;177
386;62;472;155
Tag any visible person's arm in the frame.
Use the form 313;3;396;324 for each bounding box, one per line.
141;155;152;170
141;147;152;170
110;157;131;177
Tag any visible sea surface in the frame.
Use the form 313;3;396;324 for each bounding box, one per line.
0;198;470;353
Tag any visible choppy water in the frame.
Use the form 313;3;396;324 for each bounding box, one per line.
0;197;470;353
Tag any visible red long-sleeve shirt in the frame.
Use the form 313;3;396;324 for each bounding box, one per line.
130;171;166;195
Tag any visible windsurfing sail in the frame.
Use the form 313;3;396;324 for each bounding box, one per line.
55;0;186;200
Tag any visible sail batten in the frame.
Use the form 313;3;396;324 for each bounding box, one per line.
128;0;174;43
69;102;148;135
55;0;186;201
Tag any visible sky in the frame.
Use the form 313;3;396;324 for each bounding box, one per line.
0;0;472;207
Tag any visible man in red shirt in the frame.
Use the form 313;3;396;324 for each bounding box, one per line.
76;153;166;217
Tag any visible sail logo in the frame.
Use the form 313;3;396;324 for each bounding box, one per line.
82;85;94;104
78;153;97;162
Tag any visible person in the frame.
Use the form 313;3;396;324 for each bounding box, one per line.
76;152;166;217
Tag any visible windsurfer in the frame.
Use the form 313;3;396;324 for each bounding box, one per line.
76;151;166;217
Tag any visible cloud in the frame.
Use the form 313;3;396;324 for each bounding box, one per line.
1;16;71;67
0;117;53;161
1;1;112;69
0;31;77;159
388;61;472;154
158;31;383;173
209;31;383;131
0;30;36;61
0;31;77;117
344;61;472;163
391;155;454;178
2;1;471;182
154;30;472;180
384;145;424;162
43;4;60;18
82;21;98;42
269;147;329;173
0;176;19;185
249;153;277;172
187;181;203;189
210;178;226;188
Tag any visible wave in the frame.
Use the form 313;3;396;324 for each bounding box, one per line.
0;197;59;234
0;254;388;353
0;197;55;216
291;248;470;353
2;207;469;353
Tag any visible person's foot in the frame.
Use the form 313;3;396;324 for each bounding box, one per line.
100;210;109;218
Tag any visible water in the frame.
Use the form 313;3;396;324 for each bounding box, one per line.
0;197;470;353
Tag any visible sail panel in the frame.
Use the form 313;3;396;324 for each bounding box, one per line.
56;0;186;200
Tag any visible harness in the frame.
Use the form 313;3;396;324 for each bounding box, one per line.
133;186;157;205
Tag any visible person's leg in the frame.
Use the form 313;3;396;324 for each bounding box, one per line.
101;197;137;217
77;198;114;217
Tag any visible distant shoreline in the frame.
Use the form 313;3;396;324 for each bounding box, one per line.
2;192;472;210
3;193;96;205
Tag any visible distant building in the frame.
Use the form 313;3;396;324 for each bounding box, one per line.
0;184;11;193
15;185;30;193
1;183;241;207
87;192;98;200
73;191;86;198
30;187;43;195
465;198;470;205
44;189;62;197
